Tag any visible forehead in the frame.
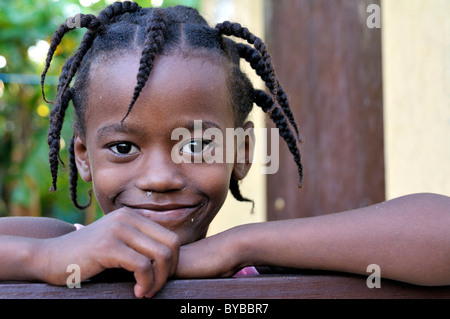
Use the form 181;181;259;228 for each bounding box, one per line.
84;52;233;134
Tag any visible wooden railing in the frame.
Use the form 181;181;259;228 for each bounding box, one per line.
1;271;449;299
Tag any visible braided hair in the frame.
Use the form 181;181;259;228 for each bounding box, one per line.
41;1;303;210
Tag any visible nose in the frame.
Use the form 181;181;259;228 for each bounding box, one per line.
134;149;186;193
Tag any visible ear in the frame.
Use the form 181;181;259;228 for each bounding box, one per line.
74;134;92;182
232;121;255;181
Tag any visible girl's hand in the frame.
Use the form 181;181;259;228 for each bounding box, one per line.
175;226;248;279
37;207;180;298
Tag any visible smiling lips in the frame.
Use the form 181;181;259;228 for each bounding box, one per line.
124;202;204;226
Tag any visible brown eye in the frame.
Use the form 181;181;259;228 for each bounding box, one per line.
110;142;139;155
181;139;212;154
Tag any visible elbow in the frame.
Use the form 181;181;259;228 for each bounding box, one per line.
407;192;450;209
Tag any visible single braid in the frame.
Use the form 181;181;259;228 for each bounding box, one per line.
58;21;103;96
252;89;303;187
46;58;74;179
122;9;168;122
236;43;300;141
215;21;278;99
41;14;104;102
41;24;72;103
270;107;303;187
49;56;74;125
56;56;74;93
47;87;74;192
68;135;92;209
229;177;255;213
251;89;273;113
97;0;140;24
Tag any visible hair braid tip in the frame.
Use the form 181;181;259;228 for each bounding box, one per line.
73;189;93;210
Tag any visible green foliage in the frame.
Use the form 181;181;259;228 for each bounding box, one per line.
0;0;199;222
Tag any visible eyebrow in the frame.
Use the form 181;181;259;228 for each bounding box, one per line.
184;120;223;132
96;123;139;141
96;120;223;140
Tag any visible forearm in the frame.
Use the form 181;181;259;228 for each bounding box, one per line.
0;217;76;238
0;217;76;282
239;193;450;286
0;235;45;281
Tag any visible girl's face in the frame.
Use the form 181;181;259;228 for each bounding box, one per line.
74;52;252;244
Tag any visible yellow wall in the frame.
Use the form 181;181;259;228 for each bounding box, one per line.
200;0;267;236
382;0;450;199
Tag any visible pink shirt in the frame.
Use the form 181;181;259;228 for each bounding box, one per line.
233;266;259;276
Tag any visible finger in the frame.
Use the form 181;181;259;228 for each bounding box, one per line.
134;219;180;276
90;224;169;298
120;226;174;293
106;242;169;298
128;210;181;250
111;209;181;275
102;242;155;298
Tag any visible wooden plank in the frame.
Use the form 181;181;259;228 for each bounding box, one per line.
266;0;385;219
1;273;449;299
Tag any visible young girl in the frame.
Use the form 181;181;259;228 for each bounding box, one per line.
0;2;449;298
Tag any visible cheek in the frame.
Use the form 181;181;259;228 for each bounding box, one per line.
199;163;233;204
178;163;232;244
90;163;131;214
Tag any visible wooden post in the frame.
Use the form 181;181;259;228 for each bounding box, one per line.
266;0;385;219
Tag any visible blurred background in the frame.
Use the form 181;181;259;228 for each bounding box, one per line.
0;0;448;234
